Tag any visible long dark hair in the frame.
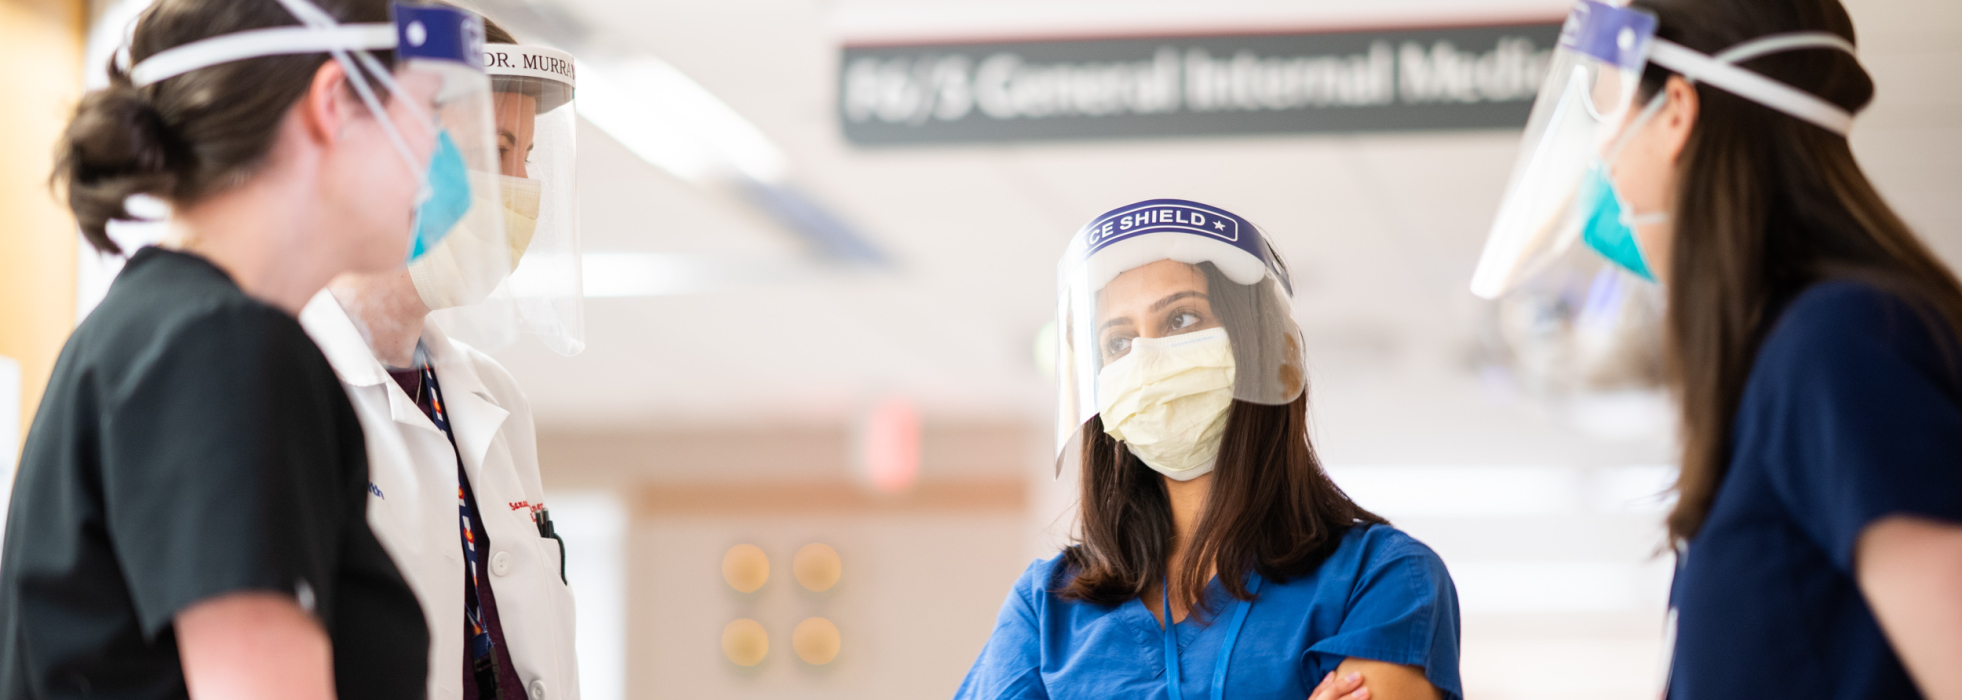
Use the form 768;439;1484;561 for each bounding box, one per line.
53;0;395;254
1061;262;1386;618
1633;0;1962;542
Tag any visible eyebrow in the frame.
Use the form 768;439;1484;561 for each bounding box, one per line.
1097;290;1209;332
1150;290;1207;313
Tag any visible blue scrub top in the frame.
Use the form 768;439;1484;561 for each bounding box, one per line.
1669;281;1962;700
955;524;1461;700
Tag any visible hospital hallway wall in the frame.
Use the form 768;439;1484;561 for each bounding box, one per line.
540;423;1682;700
0;0;82;533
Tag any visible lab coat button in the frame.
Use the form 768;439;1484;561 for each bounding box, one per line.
527;679;547;700
491;550;512;576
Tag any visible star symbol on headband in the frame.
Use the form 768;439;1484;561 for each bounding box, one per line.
1214;221;1226;231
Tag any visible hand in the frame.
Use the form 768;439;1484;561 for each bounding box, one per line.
1309;671;1369;700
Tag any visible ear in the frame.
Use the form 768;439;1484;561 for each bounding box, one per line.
1656;75;1699;165
297;59;352;146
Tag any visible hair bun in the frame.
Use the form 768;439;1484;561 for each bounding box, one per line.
57;81;179;254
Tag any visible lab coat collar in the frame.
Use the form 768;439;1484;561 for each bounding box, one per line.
300;290;391;388
301;291;437;432
421;321;511;480
298;291;511;459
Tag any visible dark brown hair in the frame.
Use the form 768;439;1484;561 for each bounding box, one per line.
1633;0;1962;542
53;0;395;254
1062;262;1386;618
481;15;517;44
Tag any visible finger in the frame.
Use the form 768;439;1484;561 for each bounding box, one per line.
1311;671;1364;700
1341;686;1372;700
1307;672;1336;700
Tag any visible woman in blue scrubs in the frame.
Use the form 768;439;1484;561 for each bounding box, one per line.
957;200;1460;700
1471;0;1962;697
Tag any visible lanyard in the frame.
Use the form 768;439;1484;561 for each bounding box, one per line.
1161;572;1263;700
415;365;496;665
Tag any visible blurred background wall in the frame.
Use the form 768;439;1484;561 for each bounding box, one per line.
11;0;1961;698
0;0;82;531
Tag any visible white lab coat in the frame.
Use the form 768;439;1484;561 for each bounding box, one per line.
300;291;579;700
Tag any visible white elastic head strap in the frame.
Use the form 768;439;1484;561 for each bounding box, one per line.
1648;32;1859;136
266;0;434;166
128;24;393;87
126;0;433;183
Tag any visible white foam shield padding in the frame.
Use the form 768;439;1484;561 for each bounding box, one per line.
1083;232;1270;292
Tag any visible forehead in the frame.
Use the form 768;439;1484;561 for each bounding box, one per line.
1098;260;1207;311
491;92;538;131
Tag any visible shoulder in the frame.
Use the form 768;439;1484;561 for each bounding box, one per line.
1018;552;1073;602
1342;524;1447;569
1753;280;1958;388
1761;280;1948;362
86;248;312;362
1324;524;1454;590
109;294;318;394
449;339;531;409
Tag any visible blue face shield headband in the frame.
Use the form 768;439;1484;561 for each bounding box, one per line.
128;0;488;262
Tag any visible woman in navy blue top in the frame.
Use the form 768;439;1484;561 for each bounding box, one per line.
1550;0;1962;697
958;200;1460;700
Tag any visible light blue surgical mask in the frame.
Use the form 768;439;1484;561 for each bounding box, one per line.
406;129;473;261
1578;94;1670;281
1577;162;1657;281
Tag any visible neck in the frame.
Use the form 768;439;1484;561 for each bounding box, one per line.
169;167;335;316
328;270;429;368
1163;471;1213;570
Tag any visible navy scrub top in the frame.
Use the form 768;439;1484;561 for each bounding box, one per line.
1668;281;1962;700
956;523;1461;700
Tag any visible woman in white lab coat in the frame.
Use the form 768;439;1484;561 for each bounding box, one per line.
300;20;587;700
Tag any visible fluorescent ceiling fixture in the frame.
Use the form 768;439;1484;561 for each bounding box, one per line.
578;56;788;184
1449;559;1671;613
1323;465;1676;518
582;251;825;298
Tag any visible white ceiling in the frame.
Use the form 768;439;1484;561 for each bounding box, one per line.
486;0;1962;465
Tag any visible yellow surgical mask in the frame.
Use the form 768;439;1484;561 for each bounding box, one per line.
1096;327;1236;480
409;173;544;311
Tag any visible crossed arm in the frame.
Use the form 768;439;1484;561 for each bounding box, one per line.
1306;658;1441;700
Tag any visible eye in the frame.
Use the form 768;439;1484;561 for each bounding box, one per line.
1104;335;1132;358
1169;311;1202;331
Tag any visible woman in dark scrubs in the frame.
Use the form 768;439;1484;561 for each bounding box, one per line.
0;0;434;697
1545;0;1962;697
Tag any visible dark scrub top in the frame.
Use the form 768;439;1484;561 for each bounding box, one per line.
0;248;428;699
1668;280;1962;700
957;524;1462;700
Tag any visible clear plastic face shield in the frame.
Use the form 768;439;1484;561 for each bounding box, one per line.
1055;199;1304;479
419;43;585;356
129;0;506;279
1469;0;1860;393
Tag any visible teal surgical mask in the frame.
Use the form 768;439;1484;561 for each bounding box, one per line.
1578;95;1670;281
406;130;473;262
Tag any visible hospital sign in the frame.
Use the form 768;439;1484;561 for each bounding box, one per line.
839;20;1563;145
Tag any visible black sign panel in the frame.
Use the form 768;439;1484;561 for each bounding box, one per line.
840;22;1562;145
